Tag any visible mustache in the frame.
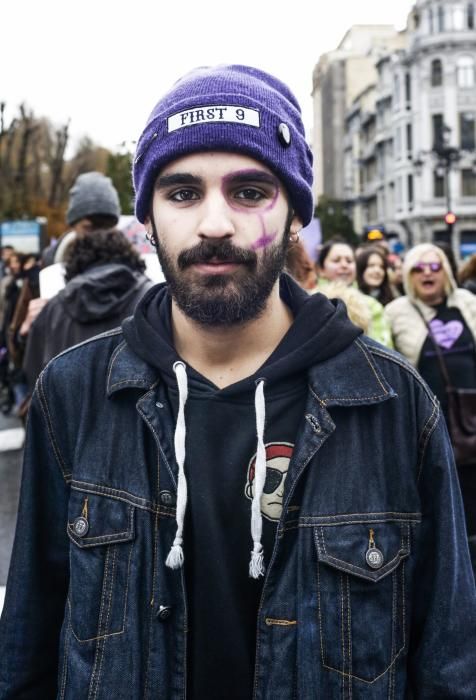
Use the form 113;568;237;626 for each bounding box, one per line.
178;240;257;270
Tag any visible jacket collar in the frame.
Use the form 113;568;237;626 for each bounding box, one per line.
107;340;158;397
307;337;396;406
107;334;396;407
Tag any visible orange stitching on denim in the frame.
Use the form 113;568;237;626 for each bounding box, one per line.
87;549;112;698
67;505;134;546
106;340;126;389
37;374;70;480
318;550;407;583
347;575;352;698
59;611;71;699
70;482;176;518
316;548;326;669
144;508;160;698
340;573;345;682
369;345;438;405
417;401;440;483
316;522;409;685
355;338;389;395
264;618;297;626
93;548;117;698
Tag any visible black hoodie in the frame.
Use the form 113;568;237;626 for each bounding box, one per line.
122;273;361;700
24;263;152;390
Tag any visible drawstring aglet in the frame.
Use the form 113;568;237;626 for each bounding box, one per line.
166;536;184;569
249;542;265;579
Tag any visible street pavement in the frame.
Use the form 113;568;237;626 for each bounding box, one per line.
0;410;24;614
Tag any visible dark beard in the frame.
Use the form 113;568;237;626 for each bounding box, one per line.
152;213;292;327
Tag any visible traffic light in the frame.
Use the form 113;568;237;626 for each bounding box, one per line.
445;212;456;234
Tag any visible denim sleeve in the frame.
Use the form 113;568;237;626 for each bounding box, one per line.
0;372;70;698
408;409;476;698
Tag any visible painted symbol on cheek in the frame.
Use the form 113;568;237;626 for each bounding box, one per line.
251;229;277;251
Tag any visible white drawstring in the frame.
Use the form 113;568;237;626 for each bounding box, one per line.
166;361;189;570
164;363;267;579
249;379;266;579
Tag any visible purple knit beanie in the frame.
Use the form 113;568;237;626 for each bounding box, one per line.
133;65;314;226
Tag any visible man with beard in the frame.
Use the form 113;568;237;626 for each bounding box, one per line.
1;66;475;699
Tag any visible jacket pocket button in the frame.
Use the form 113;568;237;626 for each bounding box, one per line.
366;547;384;569
72;516;89;537
157;605;172;621
159;490;175;506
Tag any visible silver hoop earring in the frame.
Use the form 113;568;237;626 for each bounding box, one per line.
145;231;157;248
290;231;300;244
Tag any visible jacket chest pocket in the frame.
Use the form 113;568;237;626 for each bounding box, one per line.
314;520;411;684
67;490;135;643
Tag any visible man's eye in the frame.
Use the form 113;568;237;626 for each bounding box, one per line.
170;189;199;202
234;188;266;202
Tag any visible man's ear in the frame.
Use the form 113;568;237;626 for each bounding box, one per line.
290;214;303;237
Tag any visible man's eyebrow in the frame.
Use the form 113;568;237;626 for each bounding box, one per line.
155;173;203;189
223;170;279;187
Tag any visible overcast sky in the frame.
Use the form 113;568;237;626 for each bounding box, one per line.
3;0;414;154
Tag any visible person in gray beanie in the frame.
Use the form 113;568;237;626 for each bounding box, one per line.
41;171;121;267
1;65;475;699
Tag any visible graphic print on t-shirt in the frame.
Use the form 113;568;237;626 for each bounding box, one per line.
429;319;464;349
245;442;294;521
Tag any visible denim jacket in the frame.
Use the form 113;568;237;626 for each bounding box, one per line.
1;328;475;699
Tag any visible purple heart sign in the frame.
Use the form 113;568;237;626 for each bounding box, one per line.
429;319;464;350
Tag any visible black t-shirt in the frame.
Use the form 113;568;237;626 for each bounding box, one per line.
161;375;307;700
417;301;476;415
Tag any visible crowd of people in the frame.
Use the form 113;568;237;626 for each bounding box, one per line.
286;236;476;569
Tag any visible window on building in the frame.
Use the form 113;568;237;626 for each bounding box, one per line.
431;59;443;86
457;55;476;87
462;169;476;196
432;113;444;149
434;171;445;197
395;126;402;159
368;198;378;221
408;174;414;209
429;6;435;33
406;123;413;156
438;5;445;31
394;75;400;107
468;3;475;28
405;73;412;104
452;4;465;29
460;112;476;149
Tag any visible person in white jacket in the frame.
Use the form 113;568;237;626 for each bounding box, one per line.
386;242;476;571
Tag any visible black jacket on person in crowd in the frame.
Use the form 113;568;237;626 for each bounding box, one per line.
23;262;152;390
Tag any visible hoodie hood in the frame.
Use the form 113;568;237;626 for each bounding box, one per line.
122;273;362;394
60;262;151;323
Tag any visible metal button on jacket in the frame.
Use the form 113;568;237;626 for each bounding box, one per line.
157;605;172;621
278;123;291;147
72;516;89;537
366;546;384;570
159;490;175;506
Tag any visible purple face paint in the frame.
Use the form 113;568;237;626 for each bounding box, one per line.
221;169;280;213
251;229;277;251
221;169;281;251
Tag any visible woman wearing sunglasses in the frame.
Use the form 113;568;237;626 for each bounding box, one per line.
386;243;476;571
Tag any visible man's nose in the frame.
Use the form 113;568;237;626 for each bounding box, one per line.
197;194;235;239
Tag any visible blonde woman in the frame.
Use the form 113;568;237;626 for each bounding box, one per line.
386;243;476;571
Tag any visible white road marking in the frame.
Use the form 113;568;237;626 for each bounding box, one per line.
0;586;5;615
0;428;25;452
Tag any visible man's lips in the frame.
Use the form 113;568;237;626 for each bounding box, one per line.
192;259;241;274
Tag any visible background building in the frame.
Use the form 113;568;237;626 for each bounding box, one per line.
314;1;476;257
